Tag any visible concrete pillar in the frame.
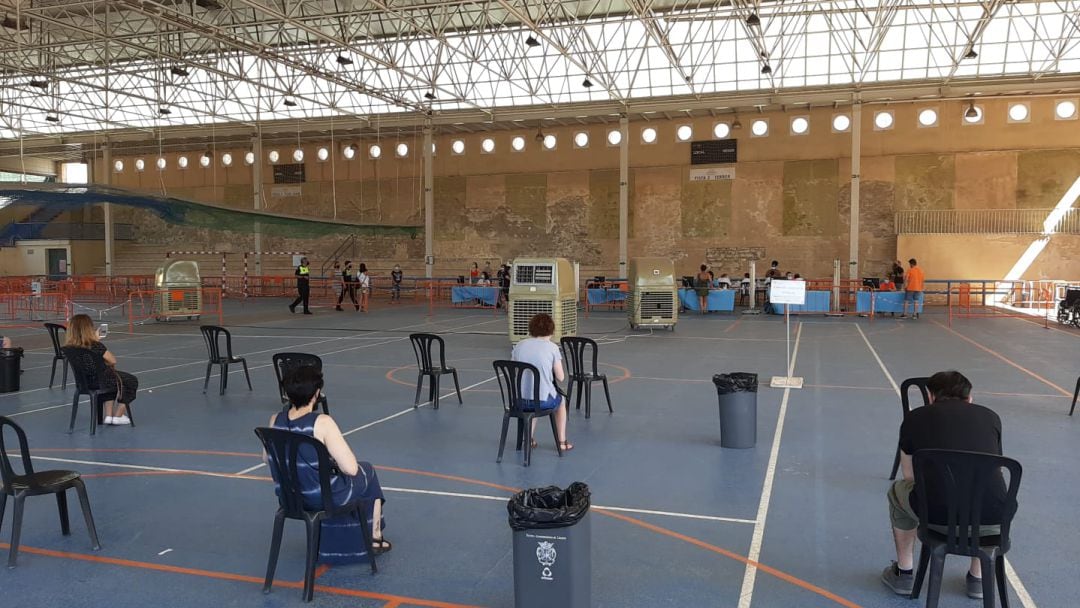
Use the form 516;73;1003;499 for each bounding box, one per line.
849;102;862;281
252;133;263;276
619;115;629;277
423;125;434;279
102;142;114;277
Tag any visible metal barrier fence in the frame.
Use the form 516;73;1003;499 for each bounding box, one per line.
0;291;70;328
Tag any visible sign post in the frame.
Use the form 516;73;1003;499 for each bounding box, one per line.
769;279;805;389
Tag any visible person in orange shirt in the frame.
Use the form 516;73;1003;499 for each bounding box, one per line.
901;258;925;320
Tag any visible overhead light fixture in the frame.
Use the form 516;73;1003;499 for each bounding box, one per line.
761;64;772;75
194;0;224;9
424;91;436;100
732;115;743;130
582;78;594;88
746;13;761;27
45;113;60;123
964;49;978;60
283;96;297;107
336;54;354;66
535;124;545;142
965;102;979;119
170;66;189;77
158;106;172;116
525;35;541;48
29;79;48;90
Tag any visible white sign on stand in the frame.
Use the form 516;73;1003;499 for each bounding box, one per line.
769;280;805;389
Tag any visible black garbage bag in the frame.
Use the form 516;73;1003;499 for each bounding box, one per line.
508;482;591;531
713;372;758;394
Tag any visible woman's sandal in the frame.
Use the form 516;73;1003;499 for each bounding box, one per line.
370;538;393;555
559;441;574;452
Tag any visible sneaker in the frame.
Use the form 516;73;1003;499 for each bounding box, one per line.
355;305;360;311
966;573;983;599
112;415;131;426
289;305;296;313
103;416;114;425
899;314;908;319
303;311;313;315
881;562;914;596
914;313;920;320
335;306;343;311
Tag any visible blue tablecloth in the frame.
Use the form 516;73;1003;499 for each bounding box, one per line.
771;290;831;313
452;286;499;306
679;288;736;312
856;291;923;314
587;289;628;305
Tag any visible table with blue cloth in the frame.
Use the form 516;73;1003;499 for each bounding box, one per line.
451;286;499;306
586;288;628;308
856;291;923;314
678;288;736;312
770;290;831;313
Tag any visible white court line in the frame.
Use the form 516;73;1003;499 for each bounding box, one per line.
24;454;753;525
855;324;1037;608
737;321;803;608
1;315;503;413
235;374;500;476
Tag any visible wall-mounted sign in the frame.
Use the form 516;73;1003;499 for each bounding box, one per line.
271;185;302;198
691;138;737;164
689;167;736;181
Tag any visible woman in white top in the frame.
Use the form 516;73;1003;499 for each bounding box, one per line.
357;263;371;312
510;313;572;451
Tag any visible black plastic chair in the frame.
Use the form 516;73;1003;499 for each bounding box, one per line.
254;427;375;602
200;325;253;396
493;360;563;467
0;416;101;567
408;333;462;410
560;337;613;419
272;353;329;414
890;377;931;480
1069;375;1079;416
910;449;1022;608
44;323;68;389
62;346;129;436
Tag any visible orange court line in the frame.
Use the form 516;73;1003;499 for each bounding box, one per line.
31;447;260;458
314;564;332;579
724;318;743;333
933;320;1072;397
0;543;485;608
31;451;865;607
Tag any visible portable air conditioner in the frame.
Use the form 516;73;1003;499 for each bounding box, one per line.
627;257;677;330
154;260;202;321
508;258;578;343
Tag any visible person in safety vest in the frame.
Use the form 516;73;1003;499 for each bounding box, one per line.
290;257;312;314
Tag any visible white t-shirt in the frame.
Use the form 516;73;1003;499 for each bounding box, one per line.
511;337;561;401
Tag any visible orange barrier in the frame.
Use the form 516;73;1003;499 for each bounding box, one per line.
127;287;223;332
0;291;70;328
582;281;628;316
946;279;1056;327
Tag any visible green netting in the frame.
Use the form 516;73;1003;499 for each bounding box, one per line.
0;184;420;239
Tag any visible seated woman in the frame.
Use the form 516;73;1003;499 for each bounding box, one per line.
65;314;138;425
511;313;572;451
266;366;390;562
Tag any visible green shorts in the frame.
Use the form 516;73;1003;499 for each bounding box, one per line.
887;479;1000;535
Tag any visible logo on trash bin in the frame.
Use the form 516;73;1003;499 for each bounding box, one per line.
536;541;557;580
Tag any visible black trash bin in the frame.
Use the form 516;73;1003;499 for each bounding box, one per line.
713;372;758;448
508;482;591;608
0;347;24;393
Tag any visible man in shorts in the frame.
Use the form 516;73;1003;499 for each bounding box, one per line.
882;371;1005;600
900;258;924;319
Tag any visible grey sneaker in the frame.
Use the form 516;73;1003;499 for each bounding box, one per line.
882;562;914;596
966;573;983;599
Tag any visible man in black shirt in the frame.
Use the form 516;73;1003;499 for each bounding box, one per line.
882;371;1004;599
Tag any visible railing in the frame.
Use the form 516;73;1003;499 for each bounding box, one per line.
895;208;1080;234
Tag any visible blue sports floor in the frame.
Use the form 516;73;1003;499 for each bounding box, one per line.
0;298;1076;608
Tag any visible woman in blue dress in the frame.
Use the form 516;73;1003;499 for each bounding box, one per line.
266;366;390;563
